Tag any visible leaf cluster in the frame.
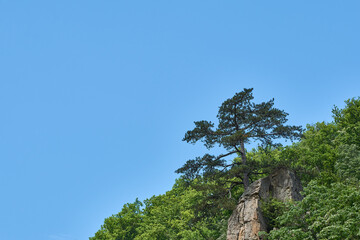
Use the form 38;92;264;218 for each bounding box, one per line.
90;179;230;240
267;182;360;240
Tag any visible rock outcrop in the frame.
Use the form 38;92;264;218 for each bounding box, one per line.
227;168;303;240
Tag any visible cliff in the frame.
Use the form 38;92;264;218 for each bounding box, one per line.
227;168;303;240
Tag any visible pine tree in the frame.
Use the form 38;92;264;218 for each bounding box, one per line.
177;88;303;189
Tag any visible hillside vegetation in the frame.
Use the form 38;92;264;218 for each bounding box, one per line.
90;95;360;240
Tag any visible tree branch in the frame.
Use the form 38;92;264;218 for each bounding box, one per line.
215;150;238;161
234;145;243;155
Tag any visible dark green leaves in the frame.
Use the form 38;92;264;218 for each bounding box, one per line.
183;121;217;149
175;154;229;180
178;88;303;188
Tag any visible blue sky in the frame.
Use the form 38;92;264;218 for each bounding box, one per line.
1;1;360;239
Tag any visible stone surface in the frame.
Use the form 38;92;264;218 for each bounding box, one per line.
227;168;302;240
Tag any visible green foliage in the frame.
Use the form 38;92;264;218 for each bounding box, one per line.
182;88;302;150
333;97;360;146
260;198;287;230
91;96;360;239
177;88;303;214
135;179;227;240
288;122;339;185
263;97;360;239
268;181;360;240
245;146;291;177
90;199;143;240
300;122;338;172
90;179;230;240
336;144;360;181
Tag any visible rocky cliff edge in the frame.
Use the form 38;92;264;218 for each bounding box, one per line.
227;168;303;240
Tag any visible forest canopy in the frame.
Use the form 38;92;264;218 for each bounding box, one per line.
90;93;360;240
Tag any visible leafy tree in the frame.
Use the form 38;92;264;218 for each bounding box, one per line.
90;179;229;240
336;144;360;182
260;198;287;230
281;122;339;185
177;88;303;189
90;199;143;240
264;97;360;240
333;97;360;146
135;178;228;240
267;181;360;240
283;98;360;185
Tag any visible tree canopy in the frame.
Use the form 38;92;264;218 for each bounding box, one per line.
177;88;303;189
91;94;360;240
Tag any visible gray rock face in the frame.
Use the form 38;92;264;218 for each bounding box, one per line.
227;168;302;240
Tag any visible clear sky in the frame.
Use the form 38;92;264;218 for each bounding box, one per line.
1;1;360;239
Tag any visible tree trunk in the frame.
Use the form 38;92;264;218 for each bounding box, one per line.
240;141;249;189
